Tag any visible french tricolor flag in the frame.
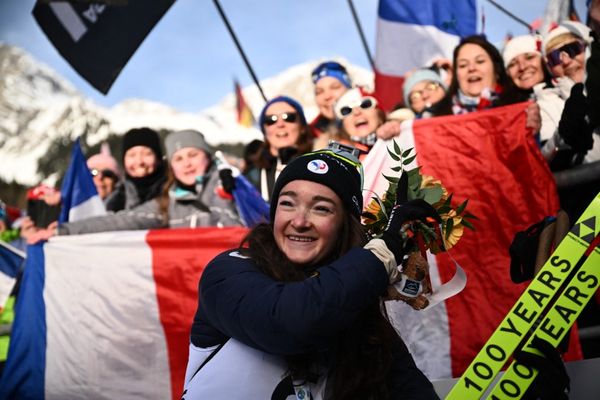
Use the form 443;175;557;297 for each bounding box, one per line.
58;138;106;223
364;103;582;378
374;0;477;110
0;227;248;399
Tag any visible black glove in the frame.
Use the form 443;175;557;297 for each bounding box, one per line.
558;83;594;153
514;337;570;400
586;31;600;129
278;146;299;165
218;169;236;194
381;174;441;264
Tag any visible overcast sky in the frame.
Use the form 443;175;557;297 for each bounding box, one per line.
0;0;589;113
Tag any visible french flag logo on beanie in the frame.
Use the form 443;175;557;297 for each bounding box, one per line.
307;159;329;174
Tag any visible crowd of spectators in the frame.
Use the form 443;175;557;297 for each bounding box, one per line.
2;7;599;390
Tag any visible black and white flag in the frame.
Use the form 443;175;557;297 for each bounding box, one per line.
33;0;176;94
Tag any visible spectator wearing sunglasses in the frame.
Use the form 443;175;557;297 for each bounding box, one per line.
245;96;313;202
502;34;571;164
309;61;352;139
543;21;592;85
403;69;447;117
376;67;449;140
543;22;600;165
86;143;121;202
334;87;386;156
104;127;167;213
543;20;600;223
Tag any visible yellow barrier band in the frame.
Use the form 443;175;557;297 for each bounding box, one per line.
446;192;600;400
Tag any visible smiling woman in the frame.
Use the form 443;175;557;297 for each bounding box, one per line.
334;87;386;156
431;35;523;117
105;127;167;212
244;96;314;203
184;146;440;399
501;34;569;162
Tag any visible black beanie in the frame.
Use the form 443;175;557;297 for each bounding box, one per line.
270;150;363;221
121;128;163;161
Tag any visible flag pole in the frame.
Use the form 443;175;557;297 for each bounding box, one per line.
213;0;268;103
347;0;375;69
486;0;535;33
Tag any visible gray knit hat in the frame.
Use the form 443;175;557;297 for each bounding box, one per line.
403;69;446;106
165;130;213;160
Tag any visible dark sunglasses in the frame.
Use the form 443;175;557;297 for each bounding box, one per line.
90;168;118;180
339;98;376;117
546;41;585;67
263;112;298;126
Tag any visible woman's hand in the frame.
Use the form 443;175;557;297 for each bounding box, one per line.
26;221;58;244
525;102;542;134
376;120;402;140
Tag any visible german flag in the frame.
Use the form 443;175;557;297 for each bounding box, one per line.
235;79;255;128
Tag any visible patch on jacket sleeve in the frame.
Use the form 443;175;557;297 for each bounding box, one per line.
228;250;250;259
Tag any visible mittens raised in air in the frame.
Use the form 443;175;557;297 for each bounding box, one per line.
218;168;236;194
558;83;594;153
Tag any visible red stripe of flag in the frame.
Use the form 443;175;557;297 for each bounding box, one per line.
411;102;581;375
148;227;249;399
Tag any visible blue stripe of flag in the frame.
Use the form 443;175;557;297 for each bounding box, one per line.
378;0;477;37
58;138;99;223
0;242;25;278
0;244;46;399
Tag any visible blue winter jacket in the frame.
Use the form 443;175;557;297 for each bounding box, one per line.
189;247;440;399
191;247;388;354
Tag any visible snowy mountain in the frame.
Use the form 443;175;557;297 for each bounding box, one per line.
0;42;373;186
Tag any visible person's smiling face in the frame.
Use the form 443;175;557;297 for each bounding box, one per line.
273;180;344;266
263;101;301;157
170;147;210;185
507;52;545;90
341;99;382;138
315;76;348;120
123;146;157;178
456;43;497;97
546;39;587;83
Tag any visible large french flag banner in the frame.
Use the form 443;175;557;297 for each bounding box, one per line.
374;0;477;111
363;102;582;378
0;227;248;399
59;138;106;223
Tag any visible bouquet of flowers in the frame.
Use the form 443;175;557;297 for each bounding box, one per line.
362;141;476;309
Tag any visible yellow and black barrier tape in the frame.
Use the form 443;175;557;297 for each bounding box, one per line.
446;192;600;400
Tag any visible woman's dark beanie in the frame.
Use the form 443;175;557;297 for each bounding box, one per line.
121;128;163;161
270;150;363;221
